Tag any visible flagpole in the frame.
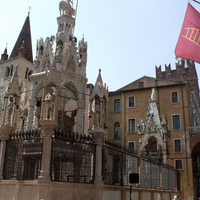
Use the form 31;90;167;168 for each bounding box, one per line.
192;0;200;4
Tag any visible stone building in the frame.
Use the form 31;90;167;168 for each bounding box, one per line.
0;1;180;200
108;60;200;200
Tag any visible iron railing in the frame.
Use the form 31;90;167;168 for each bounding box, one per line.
51;129;96;184
3;130;43;180
102;140;177;190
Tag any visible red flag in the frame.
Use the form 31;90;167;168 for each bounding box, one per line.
175;3;200;63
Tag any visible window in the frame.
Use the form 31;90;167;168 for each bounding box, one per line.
174;139;181;152
114;99;120;112
5;66;10;77
25;68;29;80
28;70;33;81
172;115;181;130
172;91;179;103
128;142;135;153
128;96;135;108
139;81;144;88
146;136;157;153
175;160;183;170
114;123;120;139
128;119;136;133
10;65;13;76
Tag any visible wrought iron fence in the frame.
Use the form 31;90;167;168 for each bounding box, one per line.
141;155;160;189
102;141;139;186
3;130;43;180
162;164;176;190
2;128;177;189
51;129;96;184
102;141;177;190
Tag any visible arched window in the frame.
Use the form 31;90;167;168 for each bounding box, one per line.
5;66;10;77
10;65;13;76
40;46;44;55
145;136;157;154
25;68;29;80
28;70;33;81
114;122;120;139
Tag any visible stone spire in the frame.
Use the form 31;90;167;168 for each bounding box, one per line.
9;14;33;63
1;47;8;61
95;69;103;88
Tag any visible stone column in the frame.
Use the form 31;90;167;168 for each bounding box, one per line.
53;87;59;120
163;150;167;164
40;88;45;120
38;120;57;183
99;99;103;127
89;99;93;130
26;98;35;130
89;127;106;185
137;157;142;188
163;141;167;164
12;96;20;127
88;127;106;200
159;164;163;190
0;125;15;179
77;99;84;134
104;100;109;128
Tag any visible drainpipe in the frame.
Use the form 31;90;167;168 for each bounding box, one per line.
181;86;189;186
123;92;127;148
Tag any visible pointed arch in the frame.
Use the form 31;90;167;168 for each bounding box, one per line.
63;81;78;100
28;69;33;81
10;65;13;76
145;136;158;153
40;46;44;55
114;122;120;139
25;68;29;80
5;66;10;78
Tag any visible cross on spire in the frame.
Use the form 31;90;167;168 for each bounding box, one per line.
28;6;32;16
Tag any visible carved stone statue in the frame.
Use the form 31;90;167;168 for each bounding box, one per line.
151;88;156;100
59;0;76;16
44;59;50;70
7;96;14;125
45;88;55;120
138;117;145;135
79;38;87;64
56;44;63;57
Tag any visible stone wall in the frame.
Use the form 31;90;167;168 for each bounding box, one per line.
0;181;180;200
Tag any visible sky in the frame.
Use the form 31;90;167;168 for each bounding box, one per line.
0;0;200;91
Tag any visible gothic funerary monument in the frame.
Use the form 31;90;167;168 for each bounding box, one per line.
0;1;179;200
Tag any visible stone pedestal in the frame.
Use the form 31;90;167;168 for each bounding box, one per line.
38;120;57;183
88;127;106;200
88;127;106;186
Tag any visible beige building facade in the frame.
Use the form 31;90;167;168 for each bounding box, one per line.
108;62;200;200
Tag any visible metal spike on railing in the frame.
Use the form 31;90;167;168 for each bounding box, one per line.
83;134;86;141
80;134;83;141
76;132;79;140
